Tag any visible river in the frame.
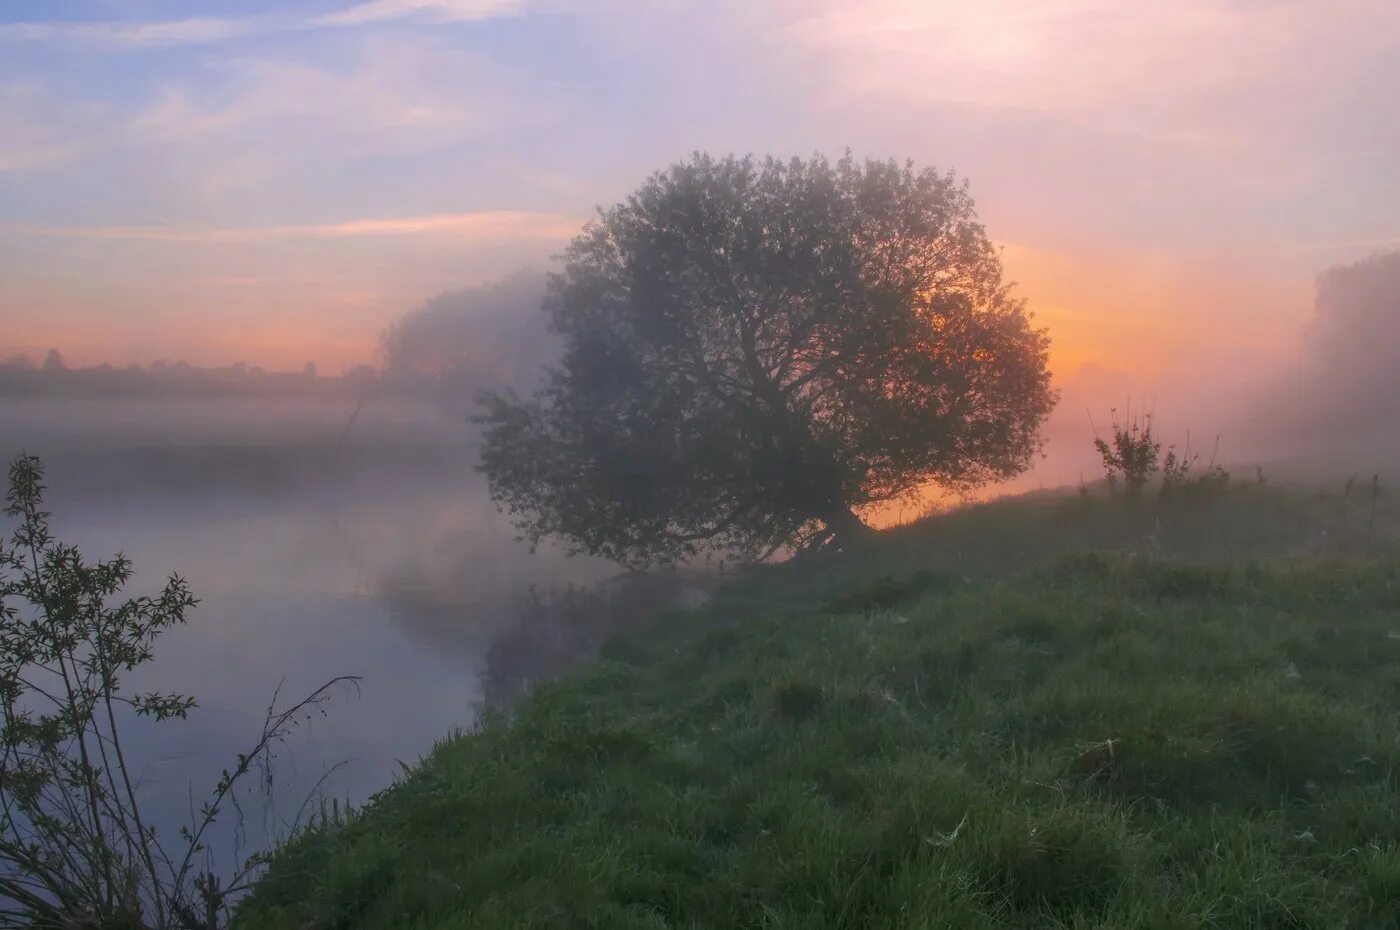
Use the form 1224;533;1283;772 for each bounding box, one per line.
0;395;611;869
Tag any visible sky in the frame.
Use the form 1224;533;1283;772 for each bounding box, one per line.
2;0;1398;387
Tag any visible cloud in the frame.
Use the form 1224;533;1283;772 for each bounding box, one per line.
129;50;490;144
0;34;519;185
7;211;580;243
0;87;74;171
784;0;1243;114
745;0;1400;257
0;82;108;172
107;33;548;212
778;0;1400;145
313;0;527;27
0;0;526;48
0;16;272;48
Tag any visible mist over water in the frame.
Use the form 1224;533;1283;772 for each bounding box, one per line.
1;249;1397;878
0;395;611;857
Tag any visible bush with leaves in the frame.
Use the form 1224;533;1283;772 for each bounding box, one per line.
0;455;352;929
1092;408;1160;499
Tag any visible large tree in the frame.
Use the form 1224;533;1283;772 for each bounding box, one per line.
478;153;1056;566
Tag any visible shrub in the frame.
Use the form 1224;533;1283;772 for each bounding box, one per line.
0;455;352;929
1092;408;1160;498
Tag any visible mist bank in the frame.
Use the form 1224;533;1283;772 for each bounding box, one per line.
0;395;472;504
1006;251;1400;496
0;395;619;871
8;248;1400;512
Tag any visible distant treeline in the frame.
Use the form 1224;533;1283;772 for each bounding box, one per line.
2;272;556;405
0;350;381;400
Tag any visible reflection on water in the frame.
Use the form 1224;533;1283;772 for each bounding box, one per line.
0;396;610;863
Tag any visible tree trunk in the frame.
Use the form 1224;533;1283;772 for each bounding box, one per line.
821;507;874;547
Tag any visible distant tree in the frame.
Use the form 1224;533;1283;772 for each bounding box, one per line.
1243;251;1400;450
1301;251;1400;428
41;348;65;372
302;361;318;379
1312;252;1400;376
479;153;1057;566
381;272;554;415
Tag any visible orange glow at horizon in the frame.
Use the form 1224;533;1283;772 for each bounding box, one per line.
7;298;1152;381
12;300;387;374
8;237;1313;383
2;228;1213;381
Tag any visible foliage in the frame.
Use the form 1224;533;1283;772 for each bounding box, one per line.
379;273;555;415
0;455;353;929
1159;434;1230;500
1267;250;1400;438
238;536;1400;929
1090;410;1236;503
1091;408;1159;498
478;152;1057;567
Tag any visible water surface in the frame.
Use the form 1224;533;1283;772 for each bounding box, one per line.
0;396;608;864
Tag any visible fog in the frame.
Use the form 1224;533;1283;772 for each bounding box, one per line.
0;272;684;844
380;271;557;416
1006;251;1400;499
0;393;615;859
1;0;1396;920
3;248;1399;870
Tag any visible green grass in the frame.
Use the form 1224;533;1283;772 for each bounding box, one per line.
237;487;1400;929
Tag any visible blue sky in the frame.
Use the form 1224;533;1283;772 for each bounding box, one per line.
2;0;1398;375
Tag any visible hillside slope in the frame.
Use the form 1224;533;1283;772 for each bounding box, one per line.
238;490;1400;929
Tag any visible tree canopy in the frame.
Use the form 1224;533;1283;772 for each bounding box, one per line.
380;272;555;415
478;153;1057;566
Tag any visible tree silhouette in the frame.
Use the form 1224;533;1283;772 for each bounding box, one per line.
380;272;554;416
478;153;1057;566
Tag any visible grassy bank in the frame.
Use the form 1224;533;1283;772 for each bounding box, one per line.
238;487;1400;929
